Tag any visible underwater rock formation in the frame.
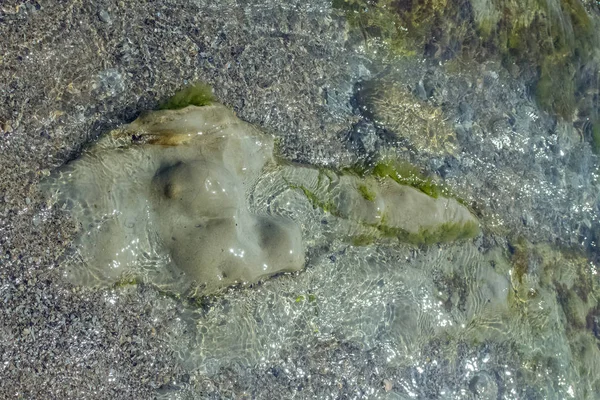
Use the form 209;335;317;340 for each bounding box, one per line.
272;165;478;245
335;0;600;125
45;103;478;290
46;104;304;289
356;78;458;156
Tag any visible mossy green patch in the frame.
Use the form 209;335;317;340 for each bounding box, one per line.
287;162;478;247
417;221;480;245
333;0;473;59
160;83;214;110
373;160;443;198
340;163;369;177
349;234;377;246
372;219;479;246
358;184;376;201
188;293;222;310
535;54;577;120
295;293;318;303
477;16;497;41
113;275;140;289
435;220;480;242
482;0;597;120
332;0;420;56
343;158;472;206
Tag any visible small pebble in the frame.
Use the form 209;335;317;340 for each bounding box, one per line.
98;9;112;24
383;379;393;392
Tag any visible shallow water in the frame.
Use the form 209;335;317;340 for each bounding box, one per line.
167;241;597;398
36;0;600;398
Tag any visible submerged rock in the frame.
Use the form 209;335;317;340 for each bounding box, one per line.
46;104;304;289
274;166;479;245
45;104;478;291
335;0;600;122
357;78;458;156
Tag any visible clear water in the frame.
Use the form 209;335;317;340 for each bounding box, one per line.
43;0;600;398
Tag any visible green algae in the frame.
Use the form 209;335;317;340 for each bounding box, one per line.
113;275;141;289
362;219;480;246
285;162;479;247
159;83;214;110
519;0;596;120
335;0;599;123
332;0;418;56
295;293;317;303
372;160;443;198
346;158;472;208
333;0;471;58
349;233;376;246
535;55;577;120
506;240;600;332
470;243;600;393
435;220;480;242
342;158;462;202
358;183;376;201
407;220;479;245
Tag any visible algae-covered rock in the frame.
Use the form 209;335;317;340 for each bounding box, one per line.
159;83;214;110
336;0;600;122
333;0;456;57
45;101;478;291
275;165;479;245
45;104;304;289
357;79;458;155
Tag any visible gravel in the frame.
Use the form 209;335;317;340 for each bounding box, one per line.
0;0;357;398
